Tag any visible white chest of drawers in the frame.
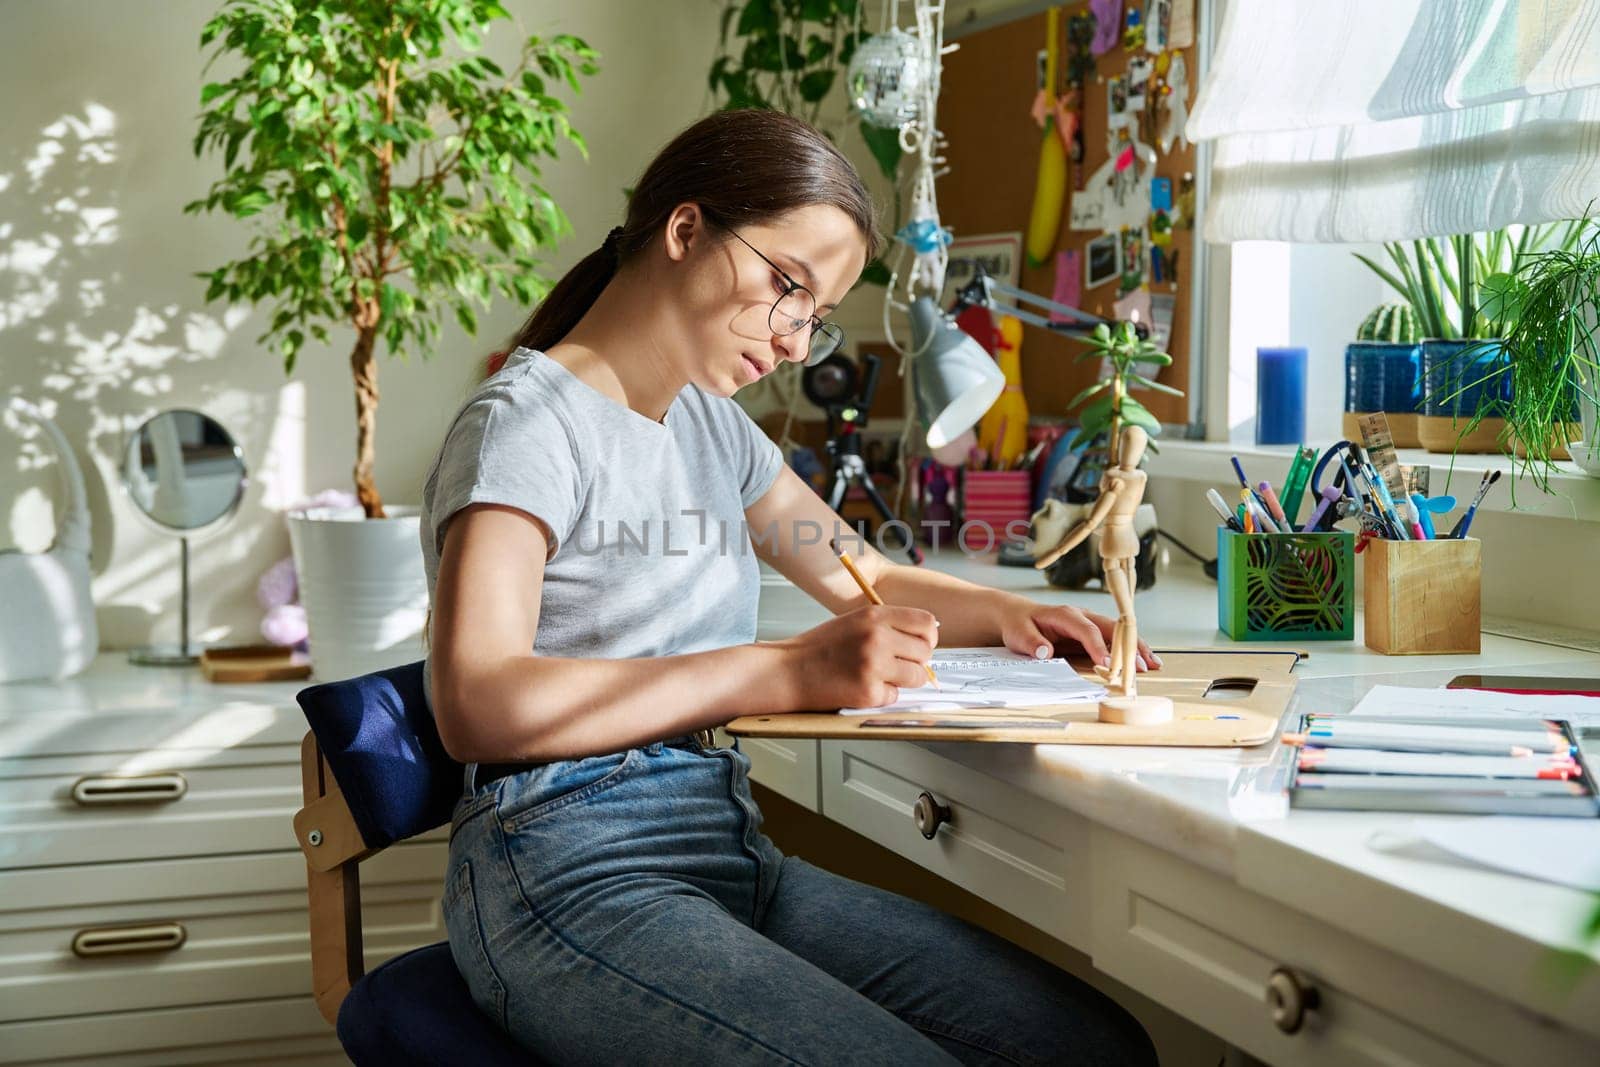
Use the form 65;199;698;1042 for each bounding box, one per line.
0;657;448;1066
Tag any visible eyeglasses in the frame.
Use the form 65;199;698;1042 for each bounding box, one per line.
721;228;845;367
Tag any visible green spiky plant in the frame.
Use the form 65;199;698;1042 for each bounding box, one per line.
1354;224;1582;341
1067;321;1182;457
186;0;598;518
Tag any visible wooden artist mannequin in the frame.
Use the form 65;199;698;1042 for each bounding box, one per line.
1033;424;1173;726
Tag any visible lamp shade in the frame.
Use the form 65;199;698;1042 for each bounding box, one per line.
909;296;1005;449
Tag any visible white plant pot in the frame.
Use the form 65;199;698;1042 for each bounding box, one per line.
287;505;426;682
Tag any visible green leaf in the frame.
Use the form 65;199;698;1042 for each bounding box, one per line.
200;81;230;104
1078;394;1115;429
856;257;892;287
799;69;835;103
1129;373;1185;397
1066;379;1110;410
1119;396;1162;433
1478;271;1526;327
454;303;477;334
858;120;901;181
737;0;780;36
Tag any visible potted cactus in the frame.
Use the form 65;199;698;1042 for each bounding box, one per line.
186;0;596;679
1344;302;1424;446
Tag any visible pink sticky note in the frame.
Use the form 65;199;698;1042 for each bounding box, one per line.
1052;250;1082;322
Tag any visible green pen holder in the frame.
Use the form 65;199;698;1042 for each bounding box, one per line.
1216;529;1355;641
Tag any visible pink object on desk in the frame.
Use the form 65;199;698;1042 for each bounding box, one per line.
960;470;1033;552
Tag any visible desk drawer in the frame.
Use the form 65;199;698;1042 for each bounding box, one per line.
0;995;345;1066
1090;829;1596;1066
719;732;819;811
0;746;304;868
820;741;1088;944
0;843;448;1023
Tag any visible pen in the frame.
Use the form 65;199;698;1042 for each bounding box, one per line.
1257;481;1288;528
830;538;940;689
1282;732;1538;757
1296;749;1578;779
1403;499;1427;540
1241;488;1280;533
1449;470;1501;539
1206;487;1245;532
1231;456;1275;525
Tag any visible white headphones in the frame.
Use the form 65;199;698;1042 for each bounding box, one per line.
0;398;99;682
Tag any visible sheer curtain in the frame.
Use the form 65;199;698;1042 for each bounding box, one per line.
1187;0;1600;242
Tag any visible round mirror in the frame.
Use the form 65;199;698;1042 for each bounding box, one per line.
121;409;247;531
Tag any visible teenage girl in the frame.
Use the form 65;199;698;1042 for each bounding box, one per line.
423;108;1159;1066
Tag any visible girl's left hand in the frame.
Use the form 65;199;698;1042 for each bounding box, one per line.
995;598;1161;672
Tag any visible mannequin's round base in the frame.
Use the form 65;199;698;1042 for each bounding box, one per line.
128;645;201;668
1098;694;1175;726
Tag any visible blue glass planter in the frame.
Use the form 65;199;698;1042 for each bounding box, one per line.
1417;339;1510;453
1343;341;1422;446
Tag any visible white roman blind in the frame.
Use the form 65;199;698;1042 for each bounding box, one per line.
1188;0;1600;243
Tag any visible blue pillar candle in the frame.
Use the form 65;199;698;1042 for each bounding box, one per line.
1257;346;1308;445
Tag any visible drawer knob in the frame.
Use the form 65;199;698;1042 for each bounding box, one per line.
913;790;951;840
1266;967;1320;1034
71;922;187;958
71;772;188;806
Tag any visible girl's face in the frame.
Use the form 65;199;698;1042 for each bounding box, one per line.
659;203;868;397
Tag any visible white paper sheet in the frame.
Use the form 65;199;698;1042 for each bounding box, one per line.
1409;816;1600;893
840;647;1106;715
1347;685;1600;730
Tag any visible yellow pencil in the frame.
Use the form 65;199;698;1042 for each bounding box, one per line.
830;538;940;689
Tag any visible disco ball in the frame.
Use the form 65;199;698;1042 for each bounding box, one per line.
847;28;925;129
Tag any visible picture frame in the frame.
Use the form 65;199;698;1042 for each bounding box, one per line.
939;232;1024;308
1085;233;1121;289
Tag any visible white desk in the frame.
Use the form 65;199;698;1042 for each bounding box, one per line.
4;556;1596;1065
752;550;1600;1066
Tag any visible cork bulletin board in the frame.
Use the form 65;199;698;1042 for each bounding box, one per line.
936;3;1200;426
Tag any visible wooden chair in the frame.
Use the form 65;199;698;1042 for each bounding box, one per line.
292;661;531;1065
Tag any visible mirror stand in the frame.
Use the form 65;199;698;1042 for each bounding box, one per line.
128;536;199;667
120;408;248;669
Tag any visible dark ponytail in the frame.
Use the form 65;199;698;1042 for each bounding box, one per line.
509;109;879;354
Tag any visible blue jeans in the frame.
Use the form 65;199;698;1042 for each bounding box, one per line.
443;737;1156;1066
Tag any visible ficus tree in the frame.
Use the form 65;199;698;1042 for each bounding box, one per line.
186;0;598;517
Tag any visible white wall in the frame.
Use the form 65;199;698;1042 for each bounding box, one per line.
1217;242;1388;443
2;0;727;651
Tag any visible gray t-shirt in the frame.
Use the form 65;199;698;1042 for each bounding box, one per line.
419;346;785;710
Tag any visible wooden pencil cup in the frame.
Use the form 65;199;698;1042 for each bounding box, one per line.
1363;538;1481;655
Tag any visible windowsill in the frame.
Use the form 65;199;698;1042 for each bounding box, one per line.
1147;438;1600;523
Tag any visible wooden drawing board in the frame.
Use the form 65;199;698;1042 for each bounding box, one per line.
725;651;1297;748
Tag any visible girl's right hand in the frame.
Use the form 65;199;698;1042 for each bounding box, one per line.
775;605;939;711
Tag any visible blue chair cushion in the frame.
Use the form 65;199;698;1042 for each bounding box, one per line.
337;942;539;1065
296;661;462;849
